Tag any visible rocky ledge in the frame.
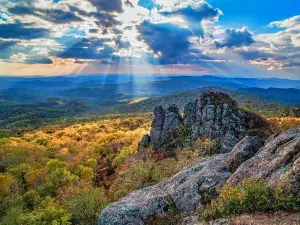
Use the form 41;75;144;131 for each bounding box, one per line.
228;127;300;197
99;128;300;225
99;154;229;225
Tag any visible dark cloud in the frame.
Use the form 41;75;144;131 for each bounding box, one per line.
9;6;83;24
237;50;272;61
89;29;99;33
25;57;53;64
93;13;121;28
161;2;220;37
124;0;134;8
0;40;18;51
215;27;255;48
115;35;131;49
282;61;300;68
138;21;193;64
59;38;114;60
67;5;120;28
89;0;123;13
0;23;49;39
38;8;83;24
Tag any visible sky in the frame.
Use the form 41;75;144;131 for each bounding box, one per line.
0;0;299;78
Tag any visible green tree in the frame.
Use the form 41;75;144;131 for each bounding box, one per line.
66;188;108;225
19;197;71;225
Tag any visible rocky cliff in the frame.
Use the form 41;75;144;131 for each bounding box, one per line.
139;92;269;154
98;92;300;225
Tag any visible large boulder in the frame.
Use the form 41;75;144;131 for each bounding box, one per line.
98;154;230;225
228;128;300;197
226;136;264;172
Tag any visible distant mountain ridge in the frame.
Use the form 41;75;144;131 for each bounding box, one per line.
1;75;300;107
105;87;291;117
238;87;300;105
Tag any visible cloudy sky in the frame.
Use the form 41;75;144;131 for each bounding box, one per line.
0;0;299;78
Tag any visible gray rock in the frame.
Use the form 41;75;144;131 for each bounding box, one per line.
98;154;230;225
181;216;198;225
226;136;264;172
183;92;268;154
282;107;300;117
139;92;269;154
228;127;300;197
146;104;183;150
138;134;151;151
150;105;166;147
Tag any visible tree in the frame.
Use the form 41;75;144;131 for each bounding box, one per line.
66;188;108;225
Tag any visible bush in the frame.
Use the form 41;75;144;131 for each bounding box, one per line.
19;197;71;225
241;178;269;212
274;185;299;211
66;188;108;225
109;149;201;201
198;178;300;221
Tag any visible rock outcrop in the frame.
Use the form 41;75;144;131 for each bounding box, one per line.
228;128;300;197
99;154;229;225
226;136;264;172
282;107;300;117
139;105;183;151
139;92;269;154
99;92;300;225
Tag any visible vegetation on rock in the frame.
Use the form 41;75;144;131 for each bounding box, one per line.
198;179;300;221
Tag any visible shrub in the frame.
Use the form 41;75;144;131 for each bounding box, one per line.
217;184;244;216
66;188;108;225
273;185;299;211
193;138;217;155
198;178;299;222
109;149;201;201
241;178;269;212
19;197;71;225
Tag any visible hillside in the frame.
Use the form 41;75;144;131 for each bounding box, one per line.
238;87;300;105
1;92;300;225
106;87;291;117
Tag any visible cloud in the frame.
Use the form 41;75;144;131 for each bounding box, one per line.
268;15;300;28
257;15;300;47
115;35;131;48
25;57;53;64
89;29;99;34
138;20;193;64
67;5;121;28
0;40;18;51
160;1;221;37
59;38;115;60
0;23;49;39
89;0;123;13
9;5;83;24
215;27;255;48
282;61;300;68
237;50;273;61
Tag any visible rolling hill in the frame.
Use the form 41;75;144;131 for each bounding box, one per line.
105;87;292;117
